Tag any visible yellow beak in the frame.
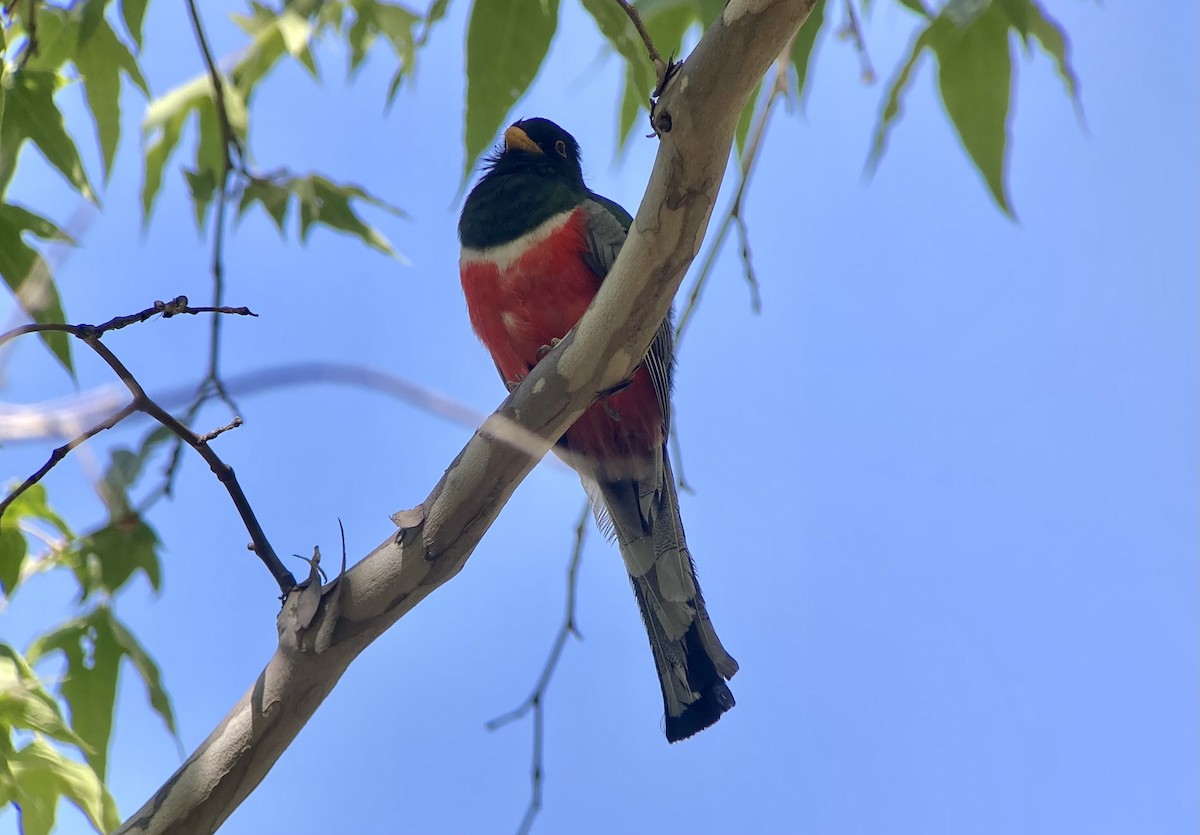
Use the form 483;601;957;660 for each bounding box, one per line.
504;125;542;155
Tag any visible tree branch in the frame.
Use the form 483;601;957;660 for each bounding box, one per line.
0;300;295;594
115;2;820;830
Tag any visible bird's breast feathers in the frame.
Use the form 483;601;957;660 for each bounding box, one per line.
459;206;601;381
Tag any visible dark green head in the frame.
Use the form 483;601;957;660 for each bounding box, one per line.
459;118;588;248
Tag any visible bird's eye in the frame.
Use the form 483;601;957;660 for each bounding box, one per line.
555;140;567;158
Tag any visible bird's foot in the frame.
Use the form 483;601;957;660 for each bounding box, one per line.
535;337;562;359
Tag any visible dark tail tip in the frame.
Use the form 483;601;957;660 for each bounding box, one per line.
665;680;735;743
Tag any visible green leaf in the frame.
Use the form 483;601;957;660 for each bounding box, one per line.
0;69;97;202
580;0;657;101
0;645;86;748
0;202;74;371
238;178;292;234
0;483;74;597
896;0;931;17
19;7;79;73
121;0;150;49
71;516;161;598
73;11;150;180
867;6;1017;215
933;5;1015;215
29;607;178;782
294;174;403;257
463;0;560;180
108;613;178;740
348;0;419;85
28;614;119;781
141;73;246;227
865;19;937;176
277;8;314;58
1000;0;1081;109
141;74;210;223
791;0;825;107
184;166;219;230
232;3;320;90
618;71;643;150
418;0;451;44
0;527;24;596
3;738;119;835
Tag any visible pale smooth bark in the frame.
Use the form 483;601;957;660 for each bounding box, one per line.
116;1;819;830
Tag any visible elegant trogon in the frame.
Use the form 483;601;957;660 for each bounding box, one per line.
458;117;738;742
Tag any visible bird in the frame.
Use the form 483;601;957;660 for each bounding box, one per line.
458;117;738;742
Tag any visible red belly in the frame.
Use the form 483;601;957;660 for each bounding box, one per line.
460;209;663;463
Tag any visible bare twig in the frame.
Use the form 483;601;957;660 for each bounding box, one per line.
487;503;589;835
12;0;40;70
839;0;876;84
0;307;296;594
612;0;668;91
184;0;243;171
0;297;256;349
161;1;249;496
0;401;138;518
197;416;243;443
675;37;796;348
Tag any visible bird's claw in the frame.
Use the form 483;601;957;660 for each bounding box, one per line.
536;337;562;359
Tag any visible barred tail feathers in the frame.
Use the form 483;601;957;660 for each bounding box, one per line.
590;451;738;742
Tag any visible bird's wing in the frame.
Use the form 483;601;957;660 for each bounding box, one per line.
581;195;675;435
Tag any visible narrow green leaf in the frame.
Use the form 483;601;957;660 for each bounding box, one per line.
6;738;119;835
140;111;185;224
463;0;560;180
141;74;211;223
865;19;940;174
791;0;825;107
0;202;74;371
419;0;451;44
933;6;1015;215
121;0;150;49
231;20;288;97
108;612;179;739
375;3;419;65
1001;0;1081;109
0;70;96;202
618;71;643;150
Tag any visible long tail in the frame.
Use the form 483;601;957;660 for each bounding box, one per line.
592;451;738;742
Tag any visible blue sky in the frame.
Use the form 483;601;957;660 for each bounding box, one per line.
2;1;1196;834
